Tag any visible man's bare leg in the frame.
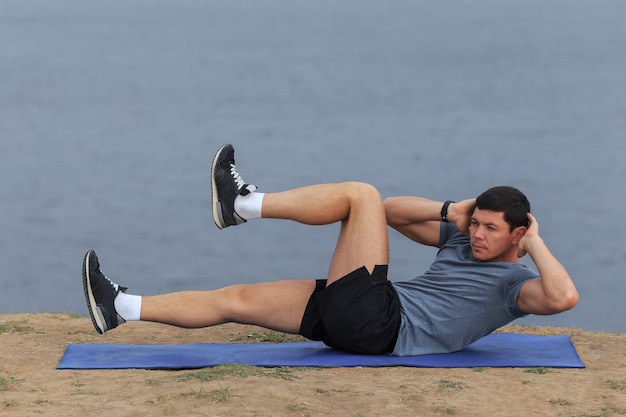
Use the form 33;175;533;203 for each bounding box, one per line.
140;280;316;334
261;182;389;283
140;181;389;330
83;145;389;334
211;143;388;283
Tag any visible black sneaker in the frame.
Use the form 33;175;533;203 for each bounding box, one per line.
82;250;127;334
211;144;256;229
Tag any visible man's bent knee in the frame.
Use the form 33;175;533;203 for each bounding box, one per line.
341;181;381;198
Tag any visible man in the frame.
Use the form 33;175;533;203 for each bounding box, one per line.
83;144;578;356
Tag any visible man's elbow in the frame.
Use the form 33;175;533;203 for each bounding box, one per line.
552;289;579;313
383;197;402;227
564;290;579;311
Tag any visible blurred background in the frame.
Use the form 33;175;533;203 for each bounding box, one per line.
1;0;625;332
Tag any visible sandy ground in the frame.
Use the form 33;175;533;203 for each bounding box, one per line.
0;313;624;417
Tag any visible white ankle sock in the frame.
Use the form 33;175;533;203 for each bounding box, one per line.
114;292;142;321
234;192;265;220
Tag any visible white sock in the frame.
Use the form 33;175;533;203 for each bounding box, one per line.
234;192;265;220
114;292;142;321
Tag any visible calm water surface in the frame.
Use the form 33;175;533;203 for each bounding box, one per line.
1;0;625;332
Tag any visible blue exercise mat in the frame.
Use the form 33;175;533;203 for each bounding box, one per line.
57;333;584;370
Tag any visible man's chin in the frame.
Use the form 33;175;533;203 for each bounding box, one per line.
471;249;490;262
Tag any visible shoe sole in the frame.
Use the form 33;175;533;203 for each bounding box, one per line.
210;144;229;230
82;250;105;334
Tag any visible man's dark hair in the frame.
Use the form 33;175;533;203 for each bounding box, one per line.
475;186;531;231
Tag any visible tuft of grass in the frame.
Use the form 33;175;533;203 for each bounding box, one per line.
400;393;422;408
209;386;231;403
434;405;457;415
568;407;626;417
180;387;210;400
549;398;573;406
231;332;306;343
72;390;100;396
605;379;626;390
179;385;232;402
146;393;168;404
287;403;308;414
437;379;463;389
524;367;552;374
175;364;303;382
0;375;16;391
398;384;422;407
568;408;611;417
3;399;18;407
145;378;165;386
0;322;34;334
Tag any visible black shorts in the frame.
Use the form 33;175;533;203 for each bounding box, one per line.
299;265;401;355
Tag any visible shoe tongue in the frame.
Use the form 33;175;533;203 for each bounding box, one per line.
239;184;257;196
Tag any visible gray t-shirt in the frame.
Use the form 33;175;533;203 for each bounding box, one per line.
391;222;538;356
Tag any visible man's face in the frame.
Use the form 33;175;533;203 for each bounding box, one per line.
468;208;520;262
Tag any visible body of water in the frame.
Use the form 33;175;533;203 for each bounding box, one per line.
1;0;625;332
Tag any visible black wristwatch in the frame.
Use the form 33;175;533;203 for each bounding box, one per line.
440;200;455;223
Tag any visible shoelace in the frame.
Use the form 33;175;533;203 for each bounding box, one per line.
102;272;127;293
229;163;245;191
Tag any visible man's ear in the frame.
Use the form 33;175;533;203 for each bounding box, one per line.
512;226;527;245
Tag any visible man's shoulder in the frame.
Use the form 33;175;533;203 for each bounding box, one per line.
439;222;469;247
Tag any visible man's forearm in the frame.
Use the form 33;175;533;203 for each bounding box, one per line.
383;196;444;247
384;196;443;226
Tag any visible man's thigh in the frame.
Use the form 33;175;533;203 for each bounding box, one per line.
232;279;316;334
